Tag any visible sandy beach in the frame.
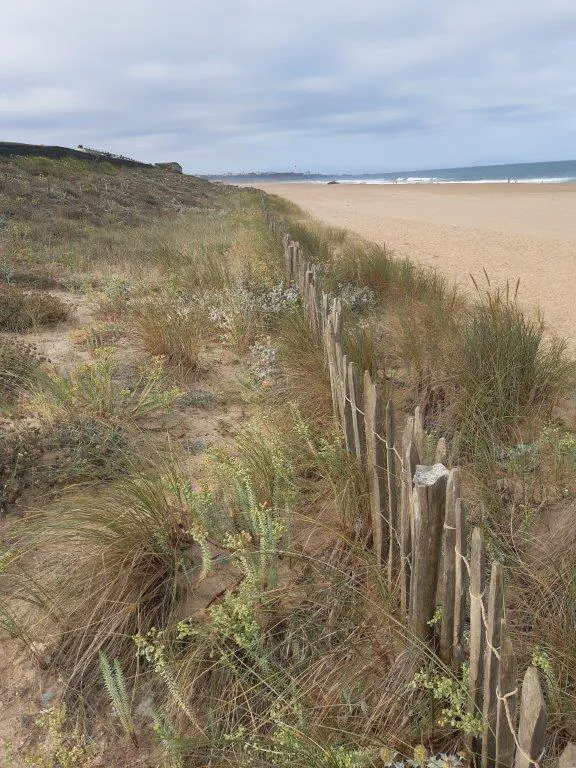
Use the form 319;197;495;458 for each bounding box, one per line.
255;182;576;347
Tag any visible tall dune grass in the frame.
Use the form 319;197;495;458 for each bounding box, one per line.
452;284;574;455
131;297;205;372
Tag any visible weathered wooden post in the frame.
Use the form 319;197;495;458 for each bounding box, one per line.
324;319;340;424
386;398;399;589
409;463;449;639
467;527;487;756
514;667;547;768
334;341;346;425
399;417;416;615
413;405;426;460
481;561;505;768
347;361;365;460
452;498;468;672
435;436;448;464
321;292;329;339
341;354;355;452
363;370;386;567
439;468;461;665
495;619;518;768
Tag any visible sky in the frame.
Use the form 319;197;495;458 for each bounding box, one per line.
2;0;576;174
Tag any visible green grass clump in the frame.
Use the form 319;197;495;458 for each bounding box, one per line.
453;285;574;454
273;312;333;428
0;286;69;331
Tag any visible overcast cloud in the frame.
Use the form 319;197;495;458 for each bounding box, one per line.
2;0;576;173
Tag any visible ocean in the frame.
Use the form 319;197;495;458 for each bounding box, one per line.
213;159;576;185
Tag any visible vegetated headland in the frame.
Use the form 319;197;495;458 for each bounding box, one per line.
0;147;575;767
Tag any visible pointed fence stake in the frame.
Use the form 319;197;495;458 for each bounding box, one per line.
467;527;487;757
452;498;468;672
364;370;386;566
495;619;518;768
514;667;547;768
348;361;366;459
481;561;505;768
409;463;449;639
439;468;461;665
386;398;399;588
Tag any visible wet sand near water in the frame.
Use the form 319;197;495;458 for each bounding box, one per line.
254;182;576;349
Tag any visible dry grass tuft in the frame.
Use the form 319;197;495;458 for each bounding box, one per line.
1;471;203;691
131;297;205;372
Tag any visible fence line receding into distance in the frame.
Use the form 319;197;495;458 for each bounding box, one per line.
260;209;564;768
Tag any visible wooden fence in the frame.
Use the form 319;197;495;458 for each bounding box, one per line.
271;218;559;768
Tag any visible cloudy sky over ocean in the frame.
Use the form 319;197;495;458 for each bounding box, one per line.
2;0;576;173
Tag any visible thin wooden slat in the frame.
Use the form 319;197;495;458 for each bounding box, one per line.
325;320;340;424
514;667;547;768
386;398;399;589
399;417;415;615
364;370;387;567
481;561;505;768
413;405;426;460
452;498;468;672
340;354;355;452
321;292;329;338
331;298;342;344
334;341;347;425
287;242;295;281
348;361;366;460
495;619;518;768
302;261;311;306
467;527;487;756
409;463;449;639
439;468;461;665
312;278;321;338
435;436;448;464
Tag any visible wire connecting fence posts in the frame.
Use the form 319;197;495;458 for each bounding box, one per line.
277;224;550;768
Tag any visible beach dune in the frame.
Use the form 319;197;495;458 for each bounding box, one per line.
255;182;576;347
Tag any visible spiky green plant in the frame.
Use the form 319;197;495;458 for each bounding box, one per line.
99;652;137;745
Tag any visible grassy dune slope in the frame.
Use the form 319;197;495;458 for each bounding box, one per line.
0;158;574;767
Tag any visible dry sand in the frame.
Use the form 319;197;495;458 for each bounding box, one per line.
255;182;576;347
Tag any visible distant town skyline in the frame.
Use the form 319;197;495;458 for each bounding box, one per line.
2;0;576;174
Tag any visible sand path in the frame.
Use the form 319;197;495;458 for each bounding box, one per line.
255;183;576;347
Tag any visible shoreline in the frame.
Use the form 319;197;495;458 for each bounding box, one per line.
254;182;576;348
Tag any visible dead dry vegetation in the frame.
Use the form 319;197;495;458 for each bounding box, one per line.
0;157;574;768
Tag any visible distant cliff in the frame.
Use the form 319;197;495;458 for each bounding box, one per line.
0;142;152;169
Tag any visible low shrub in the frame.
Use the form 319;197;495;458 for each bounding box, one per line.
0;286;69;331
0;416;131;514
0;337;45;406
